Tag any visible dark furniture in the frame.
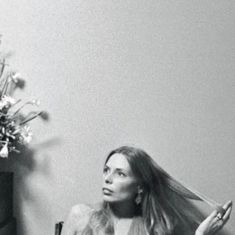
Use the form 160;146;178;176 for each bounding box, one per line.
55;221;63;235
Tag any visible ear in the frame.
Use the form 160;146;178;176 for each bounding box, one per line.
137;185;143;194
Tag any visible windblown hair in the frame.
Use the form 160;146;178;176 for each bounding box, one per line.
83;146;206;235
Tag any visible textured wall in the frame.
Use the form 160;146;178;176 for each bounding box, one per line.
0;1;234;234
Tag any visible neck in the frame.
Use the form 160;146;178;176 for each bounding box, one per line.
107;200;137;219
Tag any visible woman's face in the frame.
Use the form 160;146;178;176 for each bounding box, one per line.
102;153;138;203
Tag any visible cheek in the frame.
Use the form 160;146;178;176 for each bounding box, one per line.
116;181;137;198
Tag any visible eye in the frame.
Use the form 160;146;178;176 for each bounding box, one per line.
103;166;109;174
117;171;126;177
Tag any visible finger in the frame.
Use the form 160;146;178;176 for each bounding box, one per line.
215;200;232;217
222;202;233;223
222;200;233;211
221;200;233;219
208;209;220;221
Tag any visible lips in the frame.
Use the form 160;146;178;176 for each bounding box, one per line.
102;187;113;194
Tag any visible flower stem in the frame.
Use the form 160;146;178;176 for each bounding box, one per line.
0;59;6;79
1;76;11;96
12;101;33;116
20;111;43;125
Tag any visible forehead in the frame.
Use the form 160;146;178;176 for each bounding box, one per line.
106;153;131;171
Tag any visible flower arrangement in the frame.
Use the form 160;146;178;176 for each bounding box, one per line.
0;37;47;158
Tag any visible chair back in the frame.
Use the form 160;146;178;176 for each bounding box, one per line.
55;221;64;235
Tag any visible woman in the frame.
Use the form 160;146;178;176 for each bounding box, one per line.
62;146;232;235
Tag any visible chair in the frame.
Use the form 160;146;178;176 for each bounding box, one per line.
55;221;64;235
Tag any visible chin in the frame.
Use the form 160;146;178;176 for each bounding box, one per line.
103;195;122;204
103;196;129;205
103;195;114;202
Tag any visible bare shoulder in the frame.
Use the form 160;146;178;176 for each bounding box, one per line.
87;202;103;211
61;204;95;234
70;203;94;217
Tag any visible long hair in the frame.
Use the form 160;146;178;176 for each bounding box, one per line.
85;146;206;235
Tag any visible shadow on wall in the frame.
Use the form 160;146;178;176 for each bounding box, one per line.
0;137;61;235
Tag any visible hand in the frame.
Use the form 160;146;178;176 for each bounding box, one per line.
195;200;232;235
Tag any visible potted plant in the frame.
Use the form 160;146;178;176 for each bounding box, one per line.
0;36;47;234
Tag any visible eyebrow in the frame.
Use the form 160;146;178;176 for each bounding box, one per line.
104;165;126;172
116;168;126;171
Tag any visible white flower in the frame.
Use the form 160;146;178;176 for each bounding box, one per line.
0;143;9;158
19;126;33;144
0;95;17;109
2;95;17;105
29;99;40;106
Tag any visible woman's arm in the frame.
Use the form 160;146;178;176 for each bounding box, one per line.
195;201;232;235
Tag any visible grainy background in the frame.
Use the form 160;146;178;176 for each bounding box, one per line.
0;1;234;234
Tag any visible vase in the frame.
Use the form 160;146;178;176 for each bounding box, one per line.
0;172;16;235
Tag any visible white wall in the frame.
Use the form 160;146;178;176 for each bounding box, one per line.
0;1;234;234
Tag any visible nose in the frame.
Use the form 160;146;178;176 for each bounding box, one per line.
104;172;113;184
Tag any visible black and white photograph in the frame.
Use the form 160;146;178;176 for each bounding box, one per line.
0;1;234;235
